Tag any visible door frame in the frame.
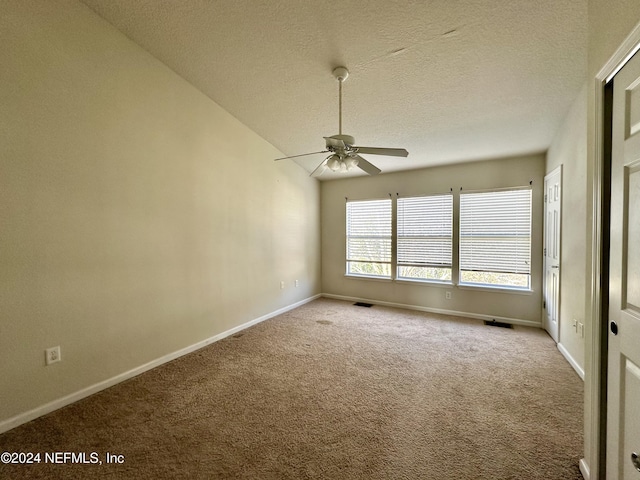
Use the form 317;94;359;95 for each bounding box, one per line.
586;23;640;480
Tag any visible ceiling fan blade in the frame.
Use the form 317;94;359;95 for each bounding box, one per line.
355;155;381;175
310;159;328;177
274;150;328;161
353;146;409;157
324;137;346;149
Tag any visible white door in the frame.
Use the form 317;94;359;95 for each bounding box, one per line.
607;49;640;479
543;166;561;343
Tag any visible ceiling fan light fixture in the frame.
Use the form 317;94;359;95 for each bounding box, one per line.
345;156;359;170
327;155;342;171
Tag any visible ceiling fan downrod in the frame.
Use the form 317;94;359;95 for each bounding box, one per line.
332;67;349;136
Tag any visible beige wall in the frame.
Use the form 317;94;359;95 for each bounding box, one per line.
321;154;545;324
0;0;320;425
584;3;640;478
546;83;588;373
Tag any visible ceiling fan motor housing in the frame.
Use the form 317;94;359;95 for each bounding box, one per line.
325;134;358;158
325;134;359;172
330;134;354;146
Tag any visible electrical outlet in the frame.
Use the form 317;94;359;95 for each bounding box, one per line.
280;281;285;289
295;280;299;288
445;291;452;300
45;346;61;366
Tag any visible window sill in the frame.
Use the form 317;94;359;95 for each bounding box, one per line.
395;278;453;287
458;284;534;295
344;274;392;283
343;276;532;294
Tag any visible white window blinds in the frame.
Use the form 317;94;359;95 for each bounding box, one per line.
346;199;392;278
397;194;453;281
459;188;532;288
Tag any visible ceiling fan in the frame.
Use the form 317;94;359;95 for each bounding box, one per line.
274;66;409;177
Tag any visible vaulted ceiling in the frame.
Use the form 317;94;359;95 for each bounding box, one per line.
81;0;587;179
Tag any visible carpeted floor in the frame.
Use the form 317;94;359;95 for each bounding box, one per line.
0;298;583;479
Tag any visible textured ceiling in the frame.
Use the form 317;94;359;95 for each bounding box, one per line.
80;0;587;180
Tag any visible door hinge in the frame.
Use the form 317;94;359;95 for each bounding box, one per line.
544;194;547;202
543;300;546;309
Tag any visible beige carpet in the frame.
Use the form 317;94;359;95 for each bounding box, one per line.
0;298;583;479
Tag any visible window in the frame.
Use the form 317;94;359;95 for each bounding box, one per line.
346;199;392;278
397;194;453;281
459;188;532;289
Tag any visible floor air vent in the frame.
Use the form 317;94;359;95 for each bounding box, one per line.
484;320;513;329
354;302;373;308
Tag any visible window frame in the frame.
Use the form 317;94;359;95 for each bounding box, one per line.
343;186;534;294
458;187;533;291
396;193;454;284
345;197;393;279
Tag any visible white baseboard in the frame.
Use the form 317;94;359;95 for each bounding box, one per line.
557;342;585;380
0;294;321;435
321;293;541;328
579;458;590;479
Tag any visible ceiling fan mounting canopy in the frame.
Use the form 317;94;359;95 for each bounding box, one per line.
332;66;349;82
274;66;409;177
